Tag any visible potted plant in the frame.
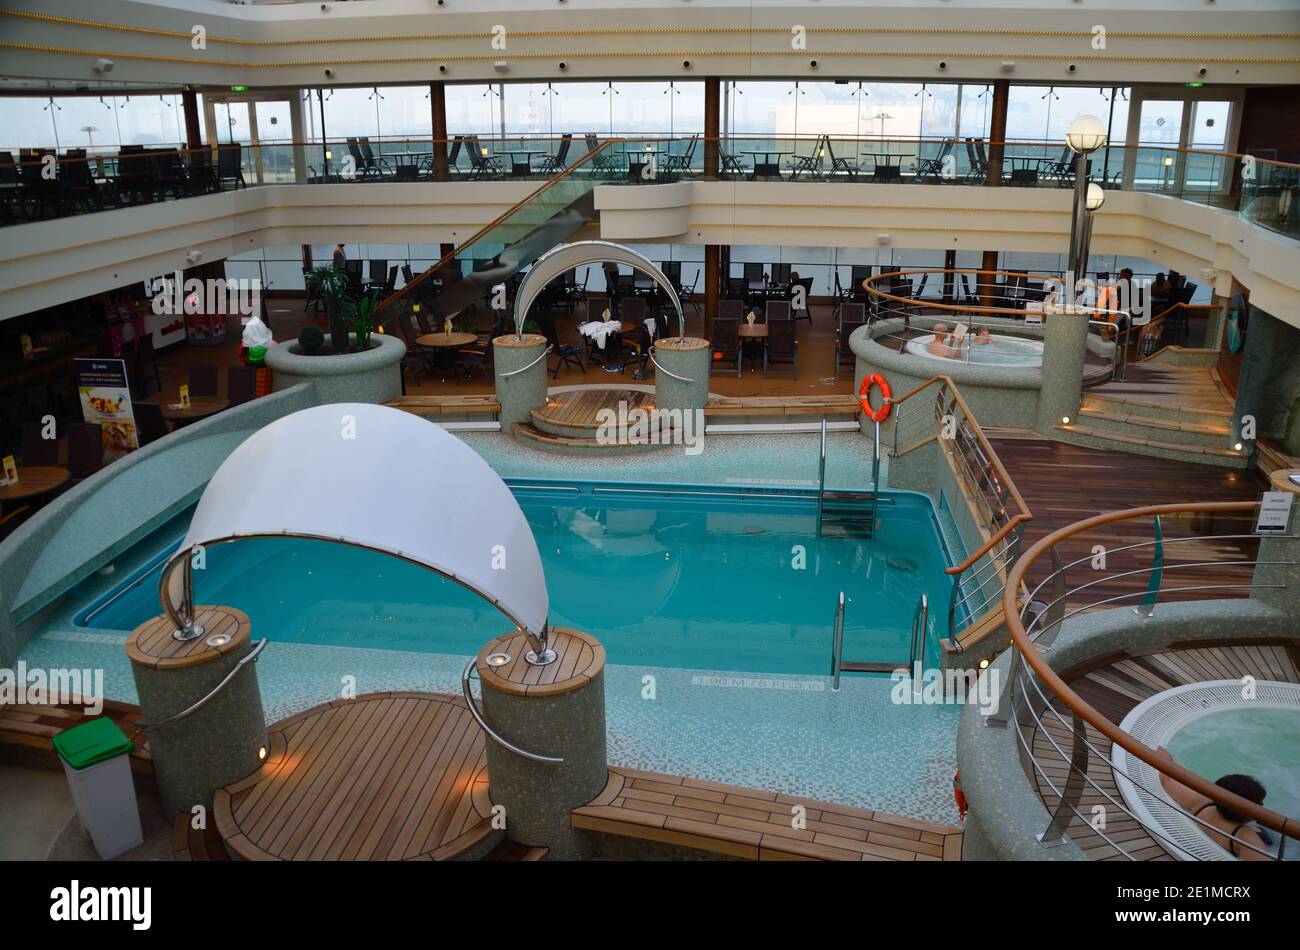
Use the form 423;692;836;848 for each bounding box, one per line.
353;296;376;352
304;265;352;353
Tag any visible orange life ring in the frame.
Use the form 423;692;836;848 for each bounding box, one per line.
953;770;968;821
858;373;893;422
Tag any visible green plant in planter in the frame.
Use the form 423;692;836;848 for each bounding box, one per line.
304;265;352;353
298;325;325;355
352;296;375;351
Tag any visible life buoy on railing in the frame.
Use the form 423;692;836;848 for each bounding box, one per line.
858;373;893;422
954;770;968;820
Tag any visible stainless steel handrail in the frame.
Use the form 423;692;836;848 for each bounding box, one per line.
816;416;828;536
908;592;929;669
460;658;564;764
82;543;179;625
136;638;268;732
648;346;694;382
830;591;845;692
498;344;554;378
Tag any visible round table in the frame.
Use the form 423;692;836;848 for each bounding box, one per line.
0;465;71;504
417;332;478;349
737;323;769;339
152;395;229;425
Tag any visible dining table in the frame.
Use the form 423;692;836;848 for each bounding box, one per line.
417;331;479;381
0;465;71;505
495;150;546;177
743;150;792;179
147;394;229;427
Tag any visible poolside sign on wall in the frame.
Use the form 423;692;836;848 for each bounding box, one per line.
74;358;139;459
1255;491;1294;534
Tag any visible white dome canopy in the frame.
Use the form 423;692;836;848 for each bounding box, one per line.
162;403;548;638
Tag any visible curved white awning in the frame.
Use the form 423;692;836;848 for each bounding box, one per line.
165;403;548;637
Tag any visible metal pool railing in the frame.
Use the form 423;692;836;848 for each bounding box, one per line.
997;501;1299;860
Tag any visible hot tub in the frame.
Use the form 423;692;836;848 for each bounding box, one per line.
1112;679;1300;860
905;333;1044;368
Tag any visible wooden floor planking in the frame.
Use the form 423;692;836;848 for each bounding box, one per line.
1090;360;1233;414
214;692;495;861
1028;639;1300;860
990;436;1267;609
573;767;964;861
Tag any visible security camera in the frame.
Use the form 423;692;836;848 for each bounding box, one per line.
682;59;691;69
809;59;819;69
1198;67;1208;76
186;250;203;264
1068;64;1077;73
93;58;114;73
324;67;334;78
558;62;567;71
320;3;328;10
438;64;447;73
938;61;948;71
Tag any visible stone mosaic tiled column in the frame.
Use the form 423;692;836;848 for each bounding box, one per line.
653;336;710;418
1036;311;1089;433
493;333;549;431
126;606;267;818
474;628;608;860
1254;468;1300;618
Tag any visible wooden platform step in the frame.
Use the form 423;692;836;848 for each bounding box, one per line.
1078;405;1231;441
482;840;549;861
572;767;963;861
704;395;862;418
512;422;670;453
171;811;231;861
1055;422;1246;466
532;388;653;432
386;394;501;416
0;699;153;779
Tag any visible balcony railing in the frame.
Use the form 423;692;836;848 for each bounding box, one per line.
2;136;1296;241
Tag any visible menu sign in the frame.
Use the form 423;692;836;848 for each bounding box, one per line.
74;358;139;459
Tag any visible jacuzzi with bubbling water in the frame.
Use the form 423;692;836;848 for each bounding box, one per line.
905;333;1045;368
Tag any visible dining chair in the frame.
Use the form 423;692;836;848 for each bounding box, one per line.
791;277;814;325
227;365;259;406
538;134;574;175
21;420;59;466
765;300;791;322
764;318;797;378
710;319;742;378
67;422;104;480
134;402;171;446
718;299;744;322
188;364;220;398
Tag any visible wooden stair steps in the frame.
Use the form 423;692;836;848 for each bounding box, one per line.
482;840;549;861
386;394;501;416
1077;406;1231;441
1055;423;1246;464
171;811;231;861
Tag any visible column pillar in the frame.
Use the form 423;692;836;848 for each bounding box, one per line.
943;249;957;304
1037;308;1089;434
475;628;608;860
653;336;710;422
430;81;450;182
979;250;1000;310
181;89;203;151
494;333;549;432
126;606;267;817
704;244;720;336
1254;469;1300;618
1203;293;1229;351
978;80;1010;308
703;78;720;179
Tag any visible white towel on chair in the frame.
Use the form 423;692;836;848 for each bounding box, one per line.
644;317;658;338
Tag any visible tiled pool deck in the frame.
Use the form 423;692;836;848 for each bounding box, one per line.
18;429;964;825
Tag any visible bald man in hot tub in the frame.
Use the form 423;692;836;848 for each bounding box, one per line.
927;323;954;358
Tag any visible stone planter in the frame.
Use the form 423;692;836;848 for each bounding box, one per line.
264;332;404;405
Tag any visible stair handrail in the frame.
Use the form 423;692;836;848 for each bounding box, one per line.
498;345;553;378
830;590;846;691
135;638;268;732
461;658;564;764
816;416;828;536
375;138;624;316
1002;500;1299;855
907;592;929;670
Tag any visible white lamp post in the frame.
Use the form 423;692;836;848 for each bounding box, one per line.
1066;115;1107;285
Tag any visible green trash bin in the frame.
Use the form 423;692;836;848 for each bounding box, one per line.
51;719;144;859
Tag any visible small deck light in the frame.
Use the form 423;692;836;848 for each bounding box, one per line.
486;652;512;668
1061;415;1071;424
1234;442;1244;451
978;658;990;670
206;632;232;648
257;745;267;761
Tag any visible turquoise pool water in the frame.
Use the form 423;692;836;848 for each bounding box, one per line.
1169;707;1300;824
76;481;955;676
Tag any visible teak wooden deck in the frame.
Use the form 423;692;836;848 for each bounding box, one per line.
572;767;964;861
534;387;653;429
1089;360;1234;415
0;697;152;779
213;692;495;861
1029;639;1300;861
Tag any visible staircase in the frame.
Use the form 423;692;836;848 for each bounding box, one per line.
1055;393;1245;468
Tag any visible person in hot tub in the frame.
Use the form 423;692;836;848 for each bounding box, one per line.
1153;746;1275;860
927;323;954;358
972;326;993;346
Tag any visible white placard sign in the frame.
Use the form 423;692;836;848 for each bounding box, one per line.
1255;490;1294;534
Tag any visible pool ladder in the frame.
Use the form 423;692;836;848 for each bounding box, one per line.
830;592;929;691
816;418;882;539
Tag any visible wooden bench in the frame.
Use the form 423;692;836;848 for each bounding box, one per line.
385;394;501;417
0;698;153;781
572;767;963;861
704;395;862;418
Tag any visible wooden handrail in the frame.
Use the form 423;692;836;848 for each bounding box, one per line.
374;138;621;314
864;267;1134;320
885;373;1033;571
943;515;1031;576
1002;500;1300;844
